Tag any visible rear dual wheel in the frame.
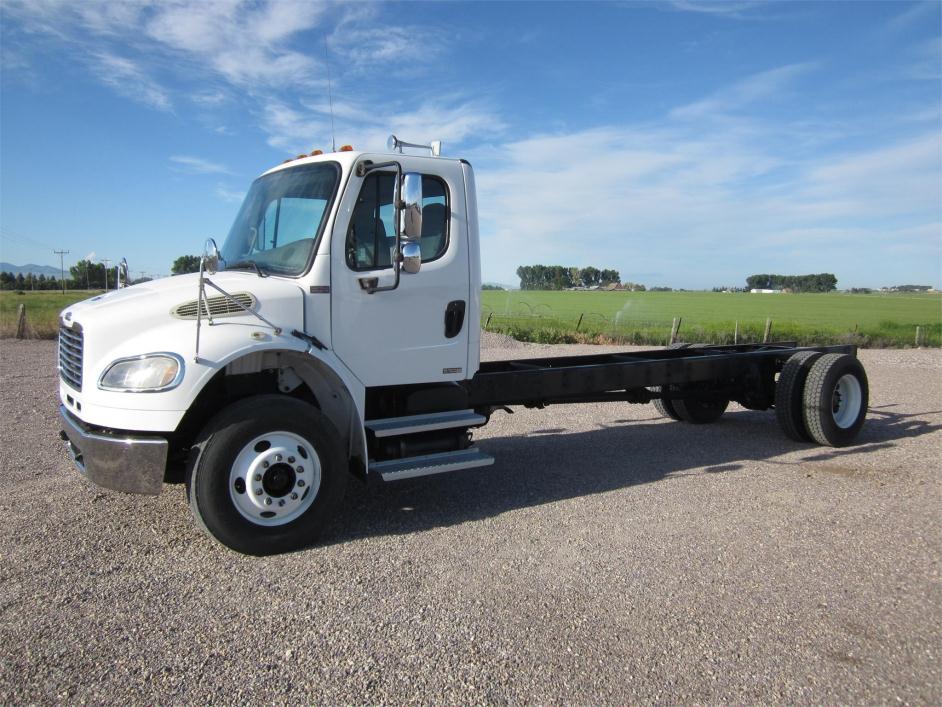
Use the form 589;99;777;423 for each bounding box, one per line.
775;352;868;446
652;343;728;424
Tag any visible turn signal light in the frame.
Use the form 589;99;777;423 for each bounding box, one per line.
339;145;353;152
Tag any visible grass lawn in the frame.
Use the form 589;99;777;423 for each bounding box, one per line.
2;288;939;347
1;291;102;338
481;290;942;347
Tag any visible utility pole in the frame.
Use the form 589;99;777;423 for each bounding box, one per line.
101;258;111;292
53;249;69;294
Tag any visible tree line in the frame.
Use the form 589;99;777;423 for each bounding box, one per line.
516;265;621;290
745;273;837;293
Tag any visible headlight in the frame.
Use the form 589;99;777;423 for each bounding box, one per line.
98;353;184;392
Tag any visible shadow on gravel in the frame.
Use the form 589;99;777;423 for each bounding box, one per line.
323;404;942;545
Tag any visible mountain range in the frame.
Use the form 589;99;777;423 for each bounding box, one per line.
0;262;62;277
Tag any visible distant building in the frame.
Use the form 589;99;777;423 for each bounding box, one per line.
750;288;782;294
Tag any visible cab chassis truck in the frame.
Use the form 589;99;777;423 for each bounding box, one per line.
57;138;869;555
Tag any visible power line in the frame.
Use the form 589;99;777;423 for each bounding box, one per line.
53;249;70;294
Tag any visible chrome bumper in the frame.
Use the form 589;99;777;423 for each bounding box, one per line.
58;405;168;495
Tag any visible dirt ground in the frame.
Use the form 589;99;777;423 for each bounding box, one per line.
1;338;939;704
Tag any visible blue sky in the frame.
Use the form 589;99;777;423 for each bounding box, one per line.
1;0;940;289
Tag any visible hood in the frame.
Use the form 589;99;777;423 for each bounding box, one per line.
60;271;306;368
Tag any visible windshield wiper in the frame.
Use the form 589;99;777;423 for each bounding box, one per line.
226;260;269;278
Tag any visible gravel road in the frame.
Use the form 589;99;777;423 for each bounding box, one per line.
1;338;939;704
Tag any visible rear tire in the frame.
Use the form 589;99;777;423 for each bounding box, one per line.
775;350;823;442
187;395;347;555
653;389;682;421
673;396;729;424
802;354;869;447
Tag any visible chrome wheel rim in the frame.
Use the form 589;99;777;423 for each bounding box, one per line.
228;431;321;526
831;374;863;429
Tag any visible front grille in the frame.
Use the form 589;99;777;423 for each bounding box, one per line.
59;322;83;391
171;292;256;319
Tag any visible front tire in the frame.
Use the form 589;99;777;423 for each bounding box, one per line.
187;395;347;555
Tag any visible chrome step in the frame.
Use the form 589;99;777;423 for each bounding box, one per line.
365;408;486;438
371;447;495;481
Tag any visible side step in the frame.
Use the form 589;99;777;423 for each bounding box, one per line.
365;408;486;438
371;447;495;481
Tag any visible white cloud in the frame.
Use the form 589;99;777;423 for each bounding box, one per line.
263;96;504;154
91;51;172;112
473;98;941;288
169;155;234;175
215;185;246;204
670;62;817;120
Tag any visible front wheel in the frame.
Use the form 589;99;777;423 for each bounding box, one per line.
187;395;347;555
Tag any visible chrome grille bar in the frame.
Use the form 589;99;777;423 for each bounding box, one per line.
58;322;83;391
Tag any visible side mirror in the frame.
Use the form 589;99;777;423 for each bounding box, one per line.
400;172;423;241
401;241;421;274
202;238;221;275
118;258;129;288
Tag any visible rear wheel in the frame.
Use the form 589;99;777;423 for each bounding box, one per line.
653;390;682;421
673;395;729;424
775;350;823;442
802;354;869;447
187;395;347;555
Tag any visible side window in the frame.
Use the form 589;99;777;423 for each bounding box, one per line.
346;173;450;271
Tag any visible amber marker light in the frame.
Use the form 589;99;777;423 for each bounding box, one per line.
310;149;323;156
339;145;354;152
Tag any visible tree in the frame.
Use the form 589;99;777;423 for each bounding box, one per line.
581;266;600;287
70;260;106;289
172;255;202;275
599;269;620;285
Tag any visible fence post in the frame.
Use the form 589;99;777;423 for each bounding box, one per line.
763;318;772;343
915;326;922;347
734;320;739;345
15;304;27;339
669;317;682;345
484;313;492;330
576;313;584;332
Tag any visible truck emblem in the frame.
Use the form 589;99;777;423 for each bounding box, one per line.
443;367;462;374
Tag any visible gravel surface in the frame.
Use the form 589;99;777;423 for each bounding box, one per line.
1;338;939;704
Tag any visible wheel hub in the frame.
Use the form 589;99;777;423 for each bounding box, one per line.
228;431;322;526
262;463;296;498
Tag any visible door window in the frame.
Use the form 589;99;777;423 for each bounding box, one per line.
346;173;449;271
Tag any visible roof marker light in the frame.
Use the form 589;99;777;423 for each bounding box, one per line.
339;145;353;152
310;149;323;156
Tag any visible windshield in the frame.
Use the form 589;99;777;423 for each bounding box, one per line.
220;162;340;276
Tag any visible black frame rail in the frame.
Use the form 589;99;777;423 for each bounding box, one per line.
466;343;857;408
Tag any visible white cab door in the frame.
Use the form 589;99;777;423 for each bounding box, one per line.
330;158;470;387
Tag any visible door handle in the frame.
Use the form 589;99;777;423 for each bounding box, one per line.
444;300;466;338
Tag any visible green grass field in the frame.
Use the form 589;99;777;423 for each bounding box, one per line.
482;290;942;347
1;291;102;338
2;289;939;347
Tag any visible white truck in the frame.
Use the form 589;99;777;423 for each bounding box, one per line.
58;137;870;555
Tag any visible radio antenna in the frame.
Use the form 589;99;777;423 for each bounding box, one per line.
324;37;336;153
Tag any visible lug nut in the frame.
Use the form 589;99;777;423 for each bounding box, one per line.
254;474;261;482
264;497;272;506
255;488;263;496
290;492;298;500
288;456;295;464
278;499;285;507
262;461;270;469
275;454;282;462
297;480;305;488
296;466;303;473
